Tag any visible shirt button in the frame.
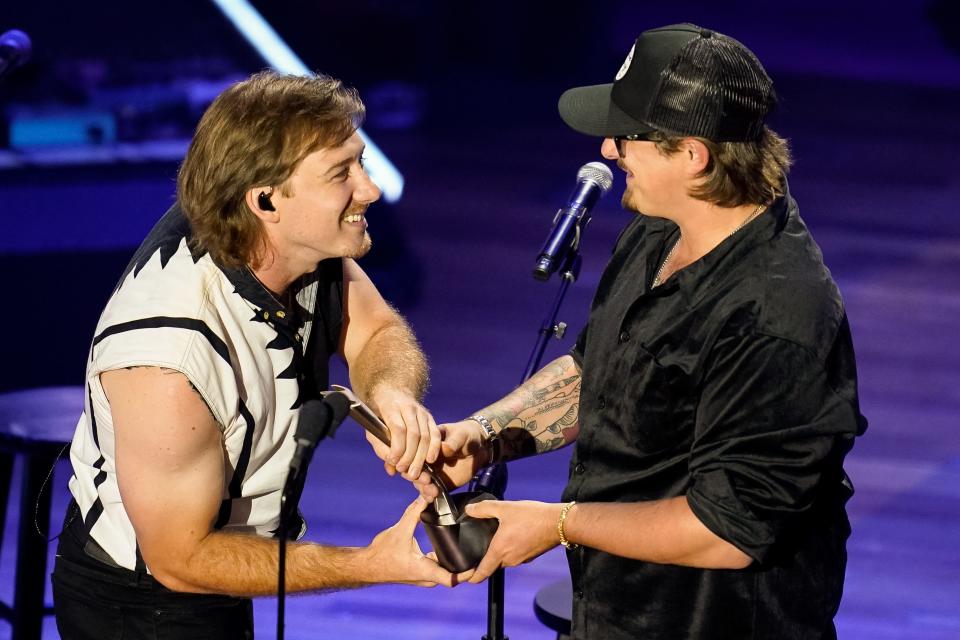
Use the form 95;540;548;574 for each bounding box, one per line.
618;330;630;343
575;463;585;474
574;590;584;599
597;396;606;410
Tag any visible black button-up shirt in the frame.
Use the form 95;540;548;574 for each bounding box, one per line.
563;188;867;639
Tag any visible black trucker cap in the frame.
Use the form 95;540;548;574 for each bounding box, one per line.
558;23;775;142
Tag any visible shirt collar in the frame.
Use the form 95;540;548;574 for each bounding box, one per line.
651;181;795;308
221;264;302;328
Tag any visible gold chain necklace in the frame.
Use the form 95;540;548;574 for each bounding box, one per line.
652;202;767;288
245;265;295;311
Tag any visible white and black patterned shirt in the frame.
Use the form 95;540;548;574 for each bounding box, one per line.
68;204;344;572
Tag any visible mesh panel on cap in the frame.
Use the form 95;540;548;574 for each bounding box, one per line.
648;32;773;141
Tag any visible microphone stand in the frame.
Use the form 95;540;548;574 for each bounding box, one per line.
277;460;306;640
470;239;585;640
278;493;290;640
277;410;329;640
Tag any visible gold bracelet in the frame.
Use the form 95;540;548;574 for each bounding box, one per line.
557;501;579;550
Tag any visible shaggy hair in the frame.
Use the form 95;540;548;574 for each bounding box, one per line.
177;71;364;268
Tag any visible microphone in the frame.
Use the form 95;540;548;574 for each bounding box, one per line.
289;392;351;476
532;161;614;280
281;392;351;537
0;30;32;82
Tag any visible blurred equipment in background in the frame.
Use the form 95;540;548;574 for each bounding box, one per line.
0;29;32;84
0;2;423;393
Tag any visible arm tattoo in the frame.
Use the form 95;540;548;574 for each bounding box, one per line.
535;397;573;417
477;357;582;462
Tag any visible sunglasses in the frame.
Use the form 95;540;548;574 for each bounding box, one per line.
614;132;657;157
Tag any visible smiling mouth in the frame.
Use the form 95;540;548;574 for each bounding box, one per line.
342;213;365;223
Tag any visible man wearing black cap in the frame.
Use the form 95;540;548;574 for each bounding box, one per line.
421;23;867;639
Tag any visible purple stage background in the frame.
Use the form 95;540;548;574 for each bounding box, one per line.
1;1;959;638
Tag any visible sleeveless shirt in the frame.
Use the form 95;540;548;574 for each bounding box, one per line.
67;204;343;571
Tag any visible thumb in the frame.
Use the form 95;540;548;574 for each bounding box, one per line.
397;496;429;535
367;432;394;463
465;500;499;520
439;422;469;457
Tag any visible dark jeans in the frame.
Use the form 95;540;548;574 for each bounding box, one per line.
52;503;254;640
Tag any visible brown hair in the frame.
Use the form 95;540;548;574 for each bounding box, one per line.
177;71;364;269
652;126;792;208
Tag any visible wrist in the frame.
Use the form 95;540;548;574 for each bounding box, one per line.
351;543;388;586
466;415;501;464
557;501;579;550
367;383;405;400
366;383;414;410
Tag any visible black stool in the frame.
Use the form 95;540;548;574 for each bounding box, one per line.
0;386;83;640
533;578;572;640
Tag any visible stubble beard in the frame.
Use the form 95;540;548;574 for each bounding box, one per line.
339;203;373;258
621;186;642;214
344;231;373;259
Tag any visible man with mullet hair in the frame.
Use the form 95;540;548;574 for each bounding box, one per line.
53;71;467;639
421;24;867;639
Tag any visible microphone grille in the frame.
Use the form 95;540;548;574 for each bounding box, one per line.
323;391;352;425
577;161;614;193
295;399;331;440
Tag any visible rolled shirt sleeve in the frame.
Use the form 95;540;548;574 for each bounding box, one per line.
686;331;860;564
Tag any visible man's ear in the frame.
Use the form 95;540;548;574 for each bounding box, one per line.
245;187;279;222
680;138;711;176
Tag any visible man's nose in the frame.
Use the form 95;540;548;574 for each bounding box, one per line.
601;138;619;160
356;169;382;204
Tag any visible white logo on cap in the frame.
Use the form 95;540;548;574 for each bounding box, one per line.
615;44;635;81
